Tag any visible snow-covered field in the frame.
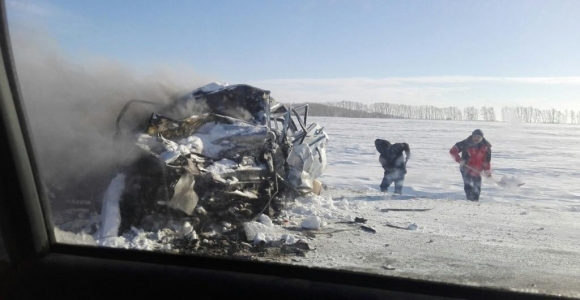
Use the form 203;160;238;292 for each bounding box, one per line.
315;117;580;207
55;117;580;297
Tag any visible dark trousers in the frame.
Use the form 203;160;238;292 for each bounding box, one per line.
460;168;482;201
380;169;405;194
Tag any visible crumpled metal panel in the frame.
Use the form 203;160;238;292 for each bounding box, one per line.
286;123;329;193
175;83;271;125
103;82;330;235
139;113;270;161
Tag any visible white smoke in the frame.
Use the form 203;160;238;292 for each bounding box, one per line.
8;24;214;198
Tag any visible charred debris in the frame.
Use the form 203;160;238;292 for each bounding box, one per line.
96;83;329;248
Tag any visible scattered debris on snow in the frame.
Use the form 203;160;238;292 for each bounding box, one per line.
380;208;433;212
385;222;420;231
382;265;396;271
407;223;418;230
360;225;377;233
497;175;525;188
354;217;368;223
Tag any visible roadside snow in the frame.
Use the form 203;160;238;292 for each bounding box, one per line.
301;216;323;229
52;117;580;298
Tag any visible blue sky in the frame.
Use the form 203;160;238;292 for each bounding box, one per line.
6;0;580;111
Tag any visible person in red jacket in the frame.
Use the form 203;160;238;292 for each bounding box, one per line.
449;129;492;201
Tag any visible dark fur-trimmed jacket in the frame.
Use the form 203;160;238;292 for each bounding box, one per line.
449;136;492;177
374;139;410;173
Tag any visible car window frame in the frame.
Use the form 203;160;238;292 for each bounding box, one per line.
0;1;566;299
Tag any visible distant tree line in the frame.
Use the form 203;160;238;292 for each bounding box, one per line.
290;102;396;119
289;101;578;124
500;107;580;124
324;101;499;121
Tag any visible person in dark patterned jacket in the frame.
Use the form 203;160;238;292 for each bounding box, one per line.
375;139;410;194
449;129;492;201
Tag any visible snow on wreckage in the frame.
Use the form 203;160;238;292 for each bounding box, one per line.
98;82;329;254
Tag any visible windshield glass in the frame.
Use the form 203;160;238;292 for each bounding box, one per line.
6;1;580;297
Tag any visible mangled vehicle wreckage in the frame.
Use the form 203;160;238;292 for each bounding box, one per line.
99;83;329;238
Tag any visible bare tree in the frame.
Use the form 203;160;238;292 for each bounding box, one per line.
463;107;479;121
487;107;496;121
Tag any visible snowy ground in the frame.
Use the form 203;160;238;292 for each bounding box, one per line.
55;117;580;298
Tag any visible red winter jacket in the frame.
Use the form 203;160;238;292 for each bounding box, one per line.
449;136;492;177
